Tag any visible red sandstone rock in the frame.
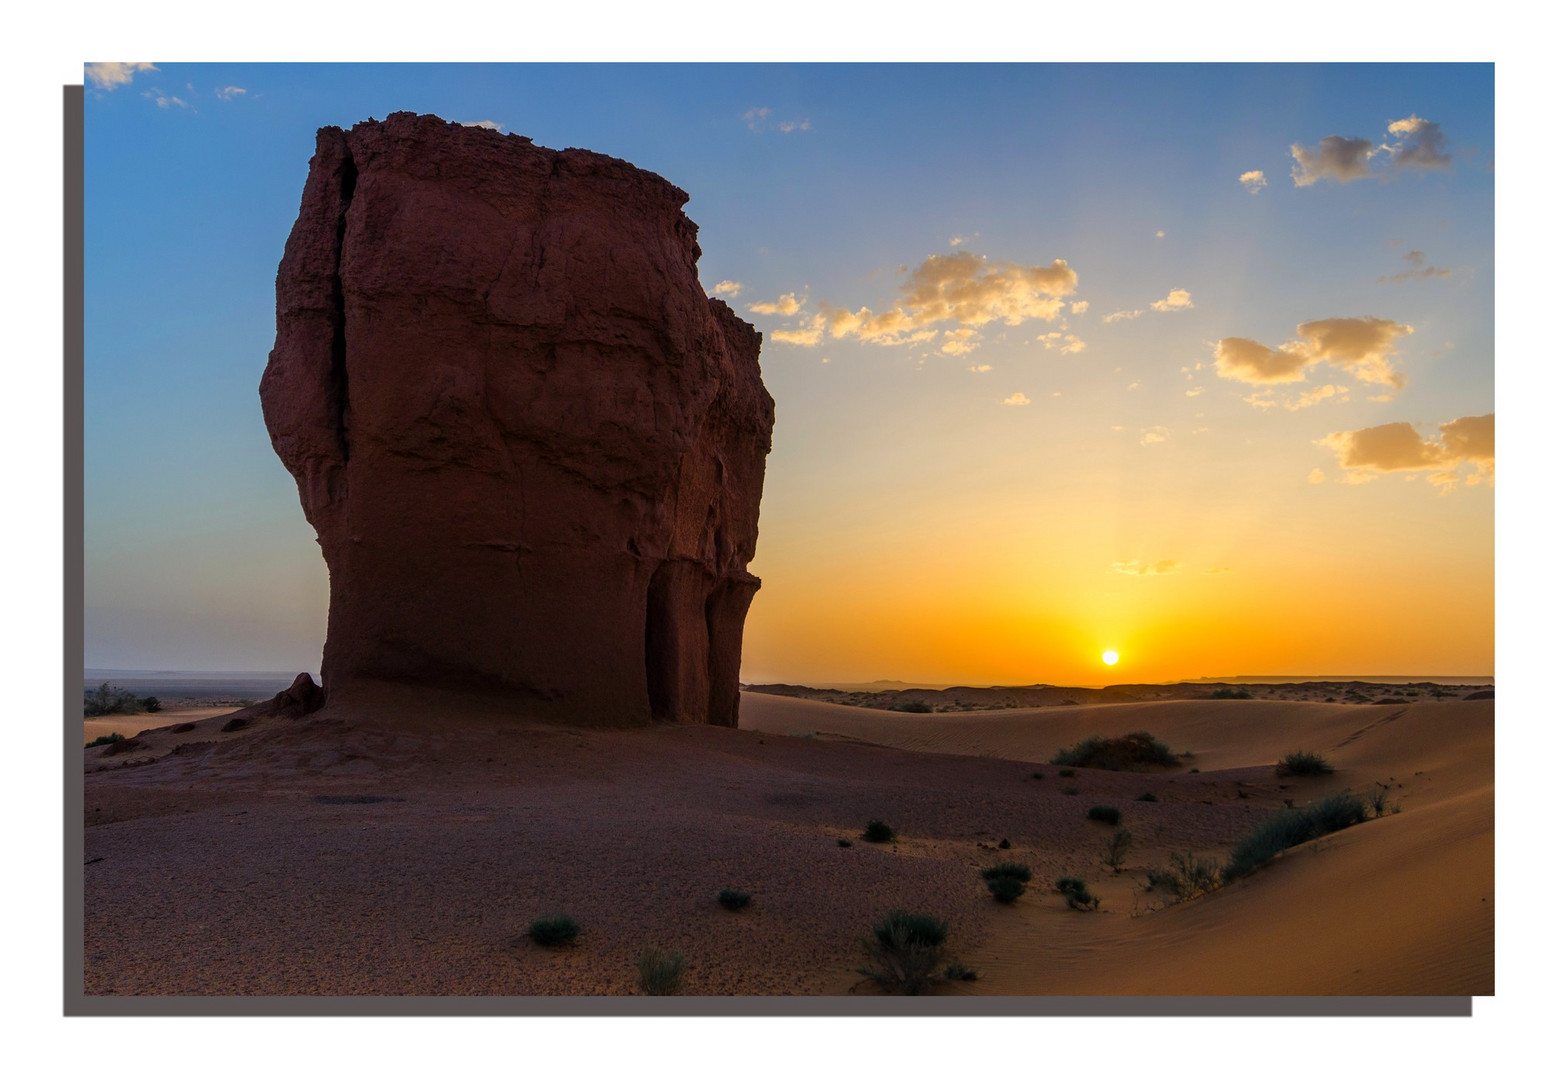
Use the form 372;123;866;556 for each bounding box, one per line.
260;113;774;726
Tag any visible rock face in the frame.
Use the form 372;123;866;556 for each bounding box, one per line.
260;113;774;726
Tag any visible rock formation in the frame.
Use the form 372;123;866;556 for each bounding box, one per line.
260;113;774;726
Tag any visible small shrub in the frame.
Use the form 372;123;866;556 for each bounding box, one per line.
1087;805;1122;826
83;683;145;718
863;819;896;843
141;696;162;713
1222;790;1369;882
638;946;685;995
892;701;934;713
1277;750;1334;777
1055;878;1099;911
1135;792;1158;802
944;962;979;981
1057;768;1076;778
1209;687;1252;699
986;876;1026;903
837;838;853;848
1055;876;1085;895
528;914;579;947
1147;852;1222;900
1030;771;1046;780
717;888;752;912
85;732;125;749
1311;790;1368;833
858;911;949;995
1051;731;1177;771
981;862;1032;883
1368;782;1391;818
1103;827;1133;870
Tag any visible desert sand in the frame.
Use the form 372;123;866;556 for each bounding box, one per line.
81;686;1490;997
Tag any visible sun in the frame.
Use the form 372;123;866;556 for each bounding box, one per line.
1101;650;1120;666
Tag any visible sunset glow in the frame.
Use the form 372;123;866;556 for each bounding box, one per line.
1102;651;1120;667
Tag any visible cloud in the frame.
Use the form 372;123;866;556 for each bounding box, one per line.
86;62;158;90
1126;380;1141;391
215;86;247;102
1290;135;1377;186
1185;386;1204;397
748;292;804;316
759;251;1076;352
1308;468;1326;484
744;106;809;134
1377;250;1452;284
459;119;503;131
1149;288;1194;312
1070;300;1089;315
1203;566;1233;574
712;280;743;297
1036;332;1086;354
1139;426;1169;446
1383;115;1451;169
1214;317;1412;388
969;363;992;373
1240;170;1268;193
1288;384;1349;410
143;88;191;110
940;328;982;356
1003;392;1031;406
1104;309;1142;323
1318;413;1493;490
1112;559;1180;576
1155;230;1166;239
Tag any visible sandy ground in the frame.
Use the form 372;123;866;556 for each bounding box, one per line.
84;709;237;745
81;689;1491;997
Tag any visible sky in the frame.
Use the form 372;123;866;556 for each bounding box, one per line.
83;62;1495;686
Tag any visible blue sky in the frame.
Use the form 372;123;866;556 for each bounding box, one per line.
84;63;1495;678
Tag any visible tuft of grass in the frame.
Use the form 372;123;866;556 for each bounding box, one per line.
1147;852;1222;901
944;962;979;981
1135;792;1158;802
85;732;126;749
528;914;579;947
1103;827;1133;871
858;911;950;995
717;888;752;912
1086;805;1122;826
1055;877;1099;911
638;946;685;995
1222;791;1368;881
1368;782;1391;818
1277;750;1334;777
1051;731;1177;771
862;819;896;843
986;876;1026;903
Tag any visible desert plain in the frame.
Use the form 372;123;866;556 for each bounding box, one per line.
82;680;1492;997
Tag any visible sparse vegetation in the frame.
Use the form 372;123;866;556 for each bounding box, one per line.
837;838;853;848
1209;687;1252;699
1146;852;1222;901
717;888;752;912
1055;877;1099;911
1086;805;1122;826
1051;731;1177;771
891;701;934;713
944;962;979;981
83;683;158;718
1135;792;1158;802
528;914;580;947
863;819;896;843
1277;750;1334;777
85;732;125;749
981;862;1031;903
858;911;950;995
1222;791;1368;882
638;946;685;995
1057;768;1076;778
1103;827;1133;870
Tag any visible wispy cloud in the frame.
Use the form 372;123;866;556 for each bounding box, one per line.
711;280;743;297
1377;250;1452;284
1035;332;1086;354
143;88;192;111
215;86;247;102
1139;426;1169;446
744;106;810;134
757;251;1076;354
1318;413;1493;492
1240;170;1268;193
1112;559;1180;576
1291;135;1378;186
85;62;158;90
1215;317;1412;390
748;292;804;316
1104;309;1142;324
1070;300;1089;315
1003;391;1031;406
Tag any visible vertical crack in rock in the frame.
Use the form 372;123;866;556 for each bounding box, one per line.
261;113;774;726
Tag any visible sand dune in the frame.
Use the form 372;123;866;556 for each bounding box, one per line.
82;689;1491;996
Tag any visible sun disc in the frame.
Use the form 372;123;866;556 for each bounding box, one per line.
1102;650;1119;666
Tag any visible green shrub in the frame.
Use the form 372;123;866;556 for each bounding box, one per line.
1103;827;1133;870
1086;805;1122;826
858;911;950;995
1368;782;1391;818
1147;852;1221;900
862;819;896;843
85;732;125;749
986;876;1026;903
837;838;853;848
717;888;752;912
1276;750;1334;777
944;962;979;981
528;914;580;946
83;683;145;718
638;946;684;995
981;862;1033;884
1311;790;1368;833
1051;731;1177;771
1222;790;1369;882
1055;878;1099;910
141;696;162;713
